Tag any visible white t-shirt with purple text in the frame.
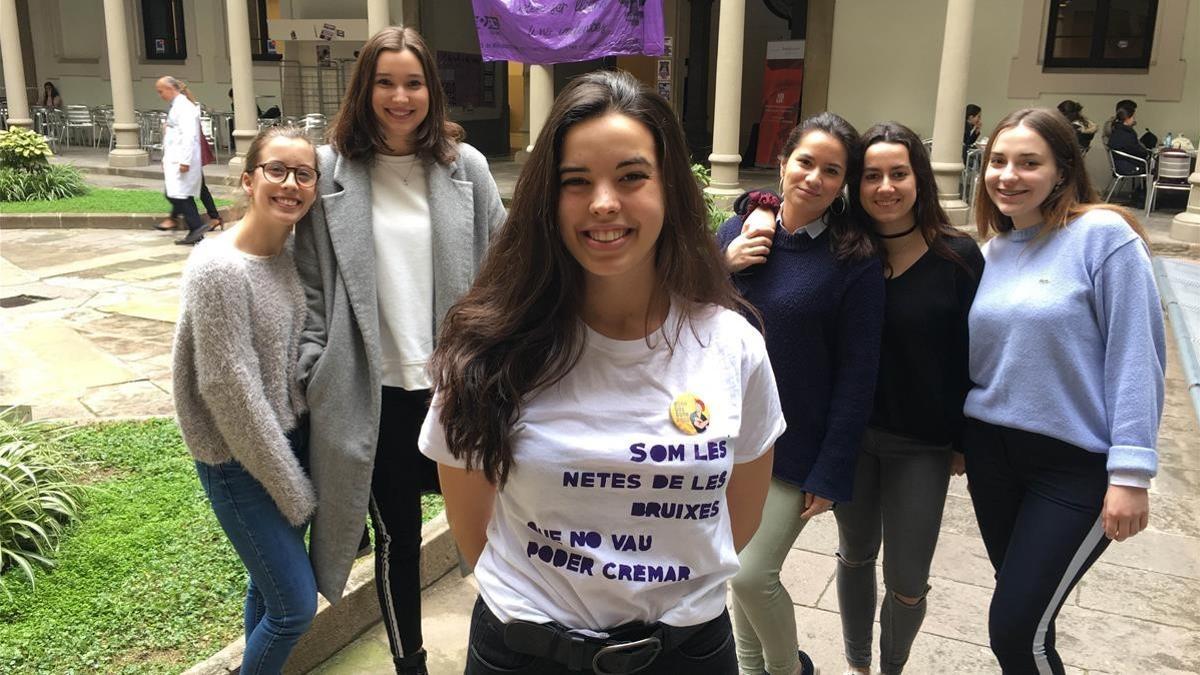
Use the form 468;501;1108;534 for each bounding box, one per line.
419;303;785;630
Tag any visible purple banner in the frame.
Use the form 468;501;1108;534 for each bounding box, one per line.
473;0;664;64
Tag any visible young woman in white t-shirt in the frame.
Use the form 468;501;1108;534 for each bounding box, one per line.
420;70;785;674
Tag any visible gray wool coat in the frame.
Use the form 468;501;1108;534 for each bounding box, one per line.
294;142;506;601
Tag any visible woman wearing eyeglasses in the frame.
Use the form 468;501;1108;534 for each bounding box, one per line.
173;125;321;674
294;26;505;674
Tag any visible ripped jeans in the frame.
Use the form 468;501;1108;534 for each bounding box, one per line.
833;428;953;675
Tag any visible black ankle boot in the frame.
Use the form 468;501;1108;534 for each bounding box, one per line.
394;648;428;674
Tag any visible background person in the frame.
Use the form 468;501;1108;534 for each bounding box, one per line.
172;125;321;674
157;81;224;232
963;104;982;163
966;107;1164;675
1101;98;1137;147
718;112;885;675
294;26;505;675
422;69;782;674
1056;100;1097;153
38;81;62;108
155;76;208;245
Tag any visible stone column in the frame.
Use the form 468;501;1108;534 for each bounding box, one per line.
523;64;553;158
367;0;390;35
707;0;746;196
1170;118;1200;241
103;0;148;166
0;0;32;129
226;0;257;171
928;0;976;225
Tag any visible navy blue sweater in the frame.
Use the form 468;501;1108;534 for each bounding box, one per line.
716;215;885;503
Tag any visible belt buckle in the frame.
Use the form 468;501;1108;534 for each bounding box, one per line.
591;636;662;675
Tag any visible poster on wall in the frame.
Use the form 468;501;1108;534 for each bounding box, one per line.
471;0;665;64
755;40;805;168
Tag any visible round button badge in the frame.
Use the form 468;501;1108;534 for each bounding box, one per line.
670;393;710;435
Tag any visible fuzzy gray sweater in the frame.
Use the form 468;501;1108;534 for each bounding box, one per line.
172;234;314;526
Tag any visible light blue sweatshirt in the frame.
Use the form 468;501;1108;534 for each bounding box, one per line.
964;208;1166;487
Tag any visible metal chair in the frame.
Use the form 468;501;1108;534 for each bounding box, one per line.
93;107;115;149
961;146;983;206
1145;150;1194;218
1104;148;1149;202
140;111;166;161
43;109;68;150
302;113;326;145
63;104;94;147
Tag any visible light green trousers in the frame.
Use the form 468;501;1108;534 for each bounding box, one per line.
729;477;811;675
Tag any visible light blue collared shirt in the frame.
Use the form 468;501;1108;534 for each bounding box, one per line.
777;212;827;239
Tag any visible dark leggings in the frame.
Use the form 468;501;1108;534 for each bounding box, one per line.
465;597;737;674
170;178;220;221
370;386;440;671
963;419;1110;675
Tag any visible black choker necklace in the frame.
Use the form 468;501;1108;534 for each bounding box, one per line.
878;224;918;239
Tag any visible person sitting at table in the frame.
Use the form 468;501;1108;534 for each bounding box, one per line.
1057;100;1097;153
38;82;63;109
1109;106;1149;176
1102;99;1137;147
963;104;981;162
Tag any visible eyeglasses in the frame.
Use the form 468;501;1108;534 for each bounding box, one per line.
254;161;319;188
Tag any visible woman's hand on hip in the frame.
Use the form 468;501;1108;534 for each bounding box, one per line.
800;492;834;519
1102;484;1150;542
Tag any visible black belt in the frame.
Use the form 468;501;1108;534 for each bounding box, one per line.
482;606;708;674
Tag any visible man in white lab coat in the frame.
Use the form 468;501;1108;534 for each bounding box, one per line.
155;76;208;245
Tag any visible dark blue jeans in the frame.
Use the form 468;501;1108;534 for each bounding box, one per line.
196;440;316;674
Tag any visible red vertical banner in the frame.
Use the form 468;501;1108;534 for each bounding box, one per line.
755;41;805;168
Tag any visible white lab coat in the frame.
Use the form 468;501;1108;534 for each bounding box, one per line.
162;95;202;199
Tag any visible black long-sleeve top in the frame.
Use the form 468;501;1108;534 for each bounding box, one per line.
869;235;984;449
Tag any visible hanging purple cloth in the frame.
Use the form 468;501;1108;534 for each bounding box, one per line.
472;0;665;64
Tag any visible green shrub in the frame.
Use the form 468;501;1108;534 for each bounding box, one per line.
0;164;89;202
691;163;732;232
0;127;52;171
0;418;87;598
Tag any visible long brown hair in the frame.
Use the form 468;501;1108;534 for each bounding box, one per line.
853;121;972;275
974;107;1148;242
429;70;746;485
779;113;876;262
328;26;462;164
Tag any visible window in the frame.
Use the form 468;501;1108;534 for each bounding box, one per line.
142;0;187;60
248;0;282;62
1043;0;1157;69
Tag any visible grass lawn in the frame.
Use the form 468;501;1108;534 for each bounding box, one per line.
0;419;443;674
0;188;231;214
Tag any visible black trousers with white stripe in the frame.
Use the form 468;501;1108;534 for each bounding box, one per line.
963;419;1111;675
371;386;441;672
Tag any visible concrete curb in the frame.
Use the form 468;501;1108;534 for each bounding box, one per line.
1153;258;1200;423
182;511;459;675
0;206;244;230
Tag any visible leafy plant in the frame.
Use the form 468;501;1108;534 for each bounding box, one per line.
0;164;89;202
0;127;52;171
691;163;732;232
0;417;86;598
